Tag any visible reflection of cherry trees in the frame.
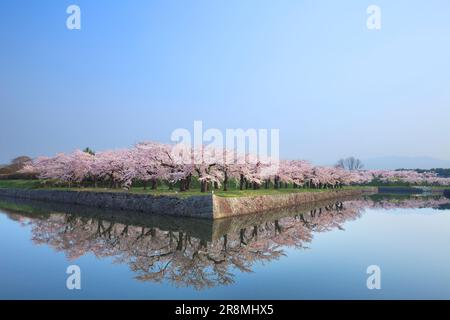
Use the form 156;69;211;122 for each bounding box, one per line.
348;196;450;211
28;216;288;289
5;196;450;290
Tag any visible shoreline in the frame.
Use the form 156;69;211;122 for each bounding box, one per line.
0;187;378;219
213;187;377;218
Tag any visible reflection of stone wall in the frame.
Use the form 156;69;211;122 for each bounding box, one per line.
213;188;378;219
444;189;450;198
0;187;377;219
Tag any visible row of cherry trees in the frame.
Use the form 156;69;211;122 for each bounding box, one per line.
21;142;450;192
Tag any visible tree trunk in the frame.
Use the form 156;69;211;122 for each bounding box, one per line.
186;174;192;190
201;181;207;192
239;174;245;190
151;178;157;190
223;234;228;251
223;172;228;191
179;179;186;192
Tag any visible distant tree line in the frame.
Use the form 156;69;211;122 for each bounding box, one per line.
0;156;35;179
396;168;450;178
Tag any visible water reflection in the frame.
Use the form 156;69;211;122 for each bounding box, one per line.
0;195;449;290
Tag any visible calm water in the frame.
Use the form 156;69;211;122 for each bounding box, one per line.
1;194;450;299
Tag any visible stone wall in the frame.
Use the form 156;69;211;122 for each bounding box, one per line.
212;187;378;219
378;186;424;194
0;187;377;219
0;188;213;218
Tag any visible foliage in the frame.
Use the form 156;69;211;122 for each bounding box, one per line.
398;168;450;178
0;156;33;176
335;156;364;170
15;142;450;193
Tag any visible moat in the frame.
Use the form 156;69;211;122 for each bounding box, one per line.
1;194;450;299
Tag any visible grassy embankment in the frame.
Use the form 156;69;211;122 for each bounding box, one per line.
0;179;369;198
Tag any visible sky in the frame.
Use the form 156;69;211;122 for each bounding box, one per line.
1;0;450;165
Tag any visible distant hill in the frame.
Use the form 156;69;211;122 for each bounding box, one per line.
363;156;450;170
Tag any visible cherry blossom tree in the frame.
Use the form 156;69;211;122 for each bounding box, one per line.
23;142;450;191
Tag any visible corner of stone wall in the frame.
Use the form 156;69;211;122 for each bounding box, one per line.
212;187;378;219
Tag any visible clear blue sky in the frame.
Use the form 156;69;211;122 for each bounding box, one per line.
1;0;449;165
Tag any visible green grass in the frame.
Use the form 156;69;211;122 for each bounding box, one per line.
6;179;446;199
0;179;372;198
0;179;42;189
212;187;329;198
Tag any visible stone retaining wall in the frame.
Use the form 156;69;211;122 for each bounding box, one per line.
0;188;213;218
212;187;378;219
378;187;424;194
0;187;377;219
